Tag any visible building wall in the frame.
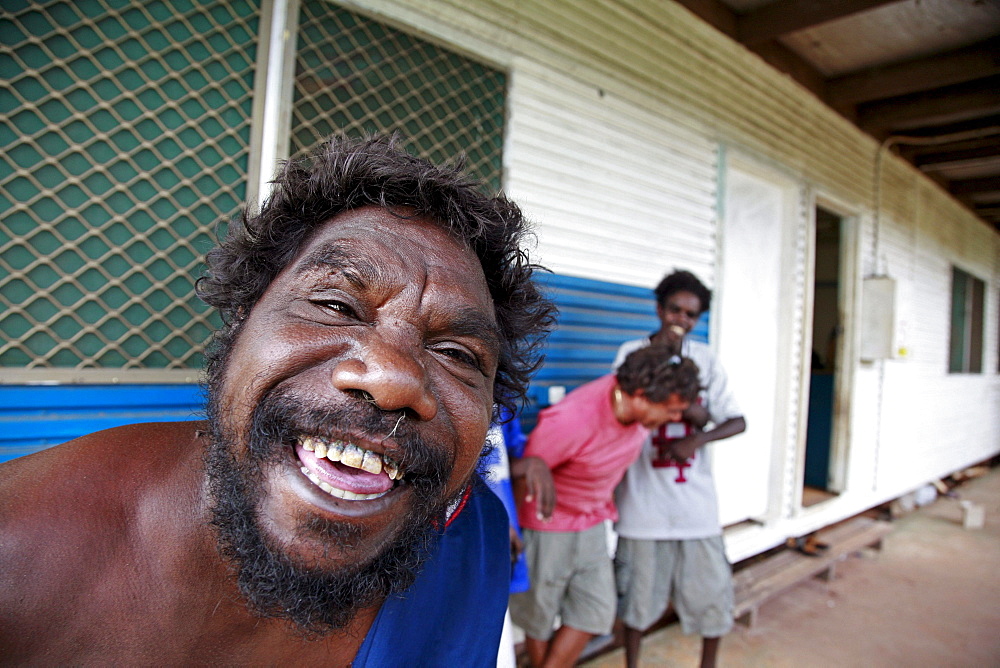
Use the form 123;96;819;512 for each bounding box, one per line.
505;61;719;288
353;0;1000;558
3;0;997;559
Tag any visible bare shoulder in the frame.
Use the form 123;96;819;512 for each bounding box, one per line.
0;418;208;538
0;421;209;656
0;420;208;495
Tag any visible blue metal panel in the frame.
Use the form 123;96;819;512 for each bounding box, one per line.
0;385;204;463
1;274;711;460
804;373;835;488
521;273;709;429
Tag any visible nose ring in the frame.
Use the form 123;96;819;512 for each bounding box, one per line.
358;390;379;407
357;390;405;438
386;413;406;438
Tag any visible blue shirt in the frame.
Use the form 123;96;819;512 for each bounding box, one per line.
352;480;509;667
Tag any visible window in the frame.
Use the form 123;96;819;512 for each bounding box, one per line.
949;267;984;373
290;1;506;192
0;0;258;372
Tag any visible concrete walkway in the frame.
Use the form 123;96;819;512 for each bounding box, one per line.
581;464;1000;667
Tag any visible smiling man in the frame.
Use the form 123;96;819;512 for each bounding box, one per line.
0;136;555;665
612;269;746;668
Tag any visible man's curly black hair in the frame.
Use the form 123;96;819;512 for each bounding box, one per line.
653;269;711;314
197;134;556;412
616;345;701;403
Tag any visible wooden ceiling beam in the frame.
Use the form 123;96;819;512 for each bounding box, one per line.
972;203;1000;219
670;0;738;37
915;143;1000;171
950;175;1000;199
737;0;904;45
858;78;1000;133
828;37;1000;107
671;0;828;97
670;0;1000;232
891;114;1000;140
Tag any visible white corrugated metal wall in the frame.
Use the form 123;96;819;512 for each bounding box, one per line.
872;179;1000;497
505;61;718;289
344;0;999;557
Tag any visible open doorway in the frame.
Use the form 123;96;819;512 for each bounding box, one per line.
802;207;843;508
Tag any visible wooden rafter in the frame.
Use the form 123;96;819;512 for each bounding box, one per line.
828;37;1000;107
857;77;1000;134
736;0;904;45
670;0;1000;230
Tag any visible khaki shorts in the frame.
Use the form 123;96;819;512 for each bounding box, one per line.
509;524;616;640
615;535;734;637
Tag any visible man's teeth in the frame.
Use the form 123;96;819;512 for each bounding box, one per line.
341;444;365;469
383;457;399;480
361;450;382;474
300;436;403;480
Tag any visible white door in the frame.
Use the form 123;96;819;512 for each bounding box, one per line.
713;158;800;526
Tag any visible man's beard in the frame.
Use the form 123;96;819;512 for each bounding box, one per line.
204;383;461;636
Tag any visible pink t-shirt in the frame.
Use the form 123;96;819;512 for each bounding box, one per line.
518;374;648;532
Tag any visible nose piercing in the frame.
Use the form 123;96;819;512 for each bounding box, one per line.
386;413;405;439
354;390;406;438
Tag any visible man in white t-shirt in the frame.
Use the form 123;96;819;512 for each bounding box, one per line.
612;270;746;668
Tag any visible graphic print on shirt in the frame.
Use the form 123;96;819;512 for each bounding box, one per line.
651;421;693;483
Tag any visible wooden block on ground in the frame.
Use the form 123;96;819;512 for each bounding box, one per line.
733;517;893;626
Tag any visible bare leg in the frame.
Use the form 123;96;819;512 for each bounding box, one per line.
700;636;720;668
525;636;548;667
623;625;642;668
541;625;593;667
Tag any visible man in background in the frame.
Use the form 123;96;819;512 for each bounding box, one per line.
613;269;746;668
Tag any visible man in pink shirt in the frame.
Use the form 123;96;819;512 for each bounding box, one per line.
510;345;700;667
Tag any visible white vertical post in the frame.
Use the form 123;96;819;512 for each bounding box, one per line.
246;0;300;210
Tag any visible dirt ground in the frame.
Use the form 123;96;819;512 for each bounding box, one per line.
580;465;1000;668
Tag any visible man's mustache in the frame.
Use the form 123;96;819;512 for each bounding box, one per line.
247;390;453;483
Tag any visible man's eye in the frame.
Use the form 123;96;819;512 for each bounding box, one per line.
436;346;481;371
315;300;357;318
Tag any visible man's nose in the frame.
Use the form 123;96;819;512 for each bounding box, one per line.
330;330;438;421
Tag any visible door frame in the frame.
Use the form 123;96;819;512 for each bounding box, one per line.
801;192;862;497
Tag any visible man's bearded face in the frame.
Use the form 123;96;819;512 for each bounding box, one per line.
204;388;455;633
203;207;499;633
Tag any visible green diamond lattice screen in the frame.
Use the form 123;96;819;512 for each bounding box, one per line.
291;0;506;193
1;0;506;376
0;0;258;372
